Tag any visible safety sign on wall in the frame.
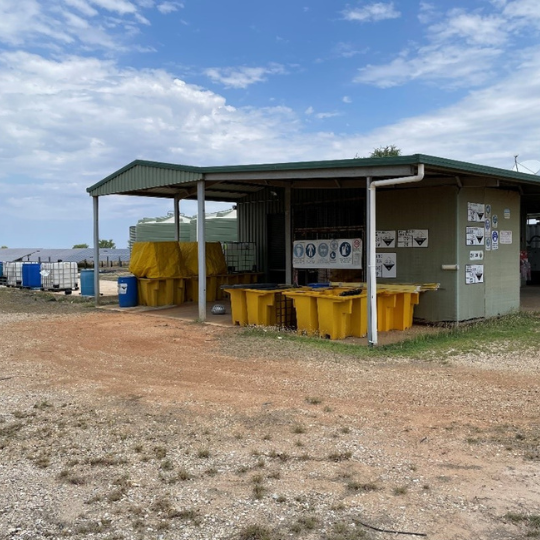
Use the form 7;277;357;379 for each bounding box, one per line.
397;229;429;248
500;230;512;244
293;238;362;269
376;230;396;248
491;230;499;250
468;202;485;222
466;227;485;246
465;264;484;284
376;253;397;278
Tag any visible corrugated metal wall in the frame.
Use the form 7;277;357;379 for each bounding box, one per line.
135;219;238;243
238;188;285;277
189;218;238;242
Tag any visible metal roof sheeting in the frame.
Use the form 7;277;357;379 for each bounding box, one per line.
87;154;540;200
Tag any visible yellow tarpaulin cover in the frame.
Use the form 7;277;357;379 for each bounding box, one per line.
179;242;228;276
129;242;188;278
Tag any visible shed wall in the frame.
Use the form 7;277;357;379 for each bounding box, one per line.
456;188;520;320
377;186;458;322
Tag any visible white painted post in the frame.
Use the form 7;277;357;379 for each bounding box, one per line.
285;185;292;284
197;180;206;321
174;196;180;242
93;196;100;306
366;178;377;346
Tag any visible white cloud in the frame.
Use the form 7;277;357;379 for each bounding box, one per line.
503;0;540;21
342;96;352;103
428;9;507;46
333;42;366;58
157;2;183;14
64;0;99;17
0;0;155;52
89;0;138;15
204;64;287;89
315;112;340;119
418;2;436;24
342;2;400;23
356;45;501;88
353;1;540;88
305;106;314;115
349;50;540;164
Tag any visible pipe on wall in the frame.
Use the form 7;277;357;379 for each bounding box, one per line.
366;164;425;346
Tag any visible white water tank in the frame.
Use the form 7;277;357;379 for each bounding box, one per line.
40;262;78;291
5;262;23;286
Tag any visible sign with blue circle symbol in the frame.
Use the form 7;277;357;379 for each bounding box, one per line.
318;242;329;257
294;244;304;258
339;242;351;257
492;231;498;242
330;251;336;260
306;243;316;258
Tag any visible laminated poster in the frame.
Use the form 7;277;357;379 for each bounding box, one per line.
500;230;513;244
468;202;486;222
466;227;485;246
293;238;362;269
466;264;484;284
376;253;397;278
376;230;396;248
397;229;429;248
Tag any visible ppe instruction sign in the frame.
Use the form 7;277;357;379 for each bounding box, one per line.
293;238;362;269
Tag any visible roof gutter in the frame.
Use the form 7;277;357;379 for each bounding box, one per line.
366;164;425;346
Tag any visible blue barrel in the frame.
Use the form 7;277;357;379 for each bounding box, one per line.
22;262;41;288
80;269;95;296
0;261;3;277
118;275;138;307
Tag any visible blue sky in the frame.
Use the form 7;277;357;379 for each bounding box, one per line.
2;0;540;248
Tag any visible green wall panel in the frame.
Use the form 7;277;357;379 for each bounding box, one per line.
377;186;458;322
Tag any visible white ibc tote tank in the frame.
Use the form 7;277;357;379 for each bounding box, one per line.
40;262;78;291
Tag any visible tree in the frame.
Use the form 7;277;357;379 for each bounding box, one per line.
72;243;89;249
369;145;402;158
98;239;116;249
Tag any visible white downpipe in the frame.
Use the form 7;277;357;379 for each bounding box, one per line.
366;164;425;346
197;180;206;321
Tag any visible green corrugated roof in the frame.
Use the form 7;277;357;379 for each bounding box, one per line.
87;154;540;197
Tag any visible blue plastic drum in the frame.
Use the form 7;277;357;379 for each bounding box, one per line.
80;269;95;296
22;262;41;288
118;275;138;307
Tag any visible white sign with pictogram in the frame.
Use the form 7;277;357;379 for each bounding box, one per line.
468;202;486;222
376;230;396;248
466;264;484;284
466;227;485;246
376;253;397;278
398;229;429;248
293;238;362;269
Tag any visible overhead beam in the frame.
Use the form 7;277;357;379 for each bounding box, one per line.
204;165;415;182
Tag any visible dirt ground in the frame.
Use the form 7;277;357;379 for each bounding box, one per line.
1;287;539;540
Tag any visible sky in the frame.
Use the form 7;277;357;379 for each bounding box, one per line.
2;0;540;249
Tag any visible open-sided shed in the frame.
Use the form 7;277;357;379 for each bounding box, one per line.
87;154;540;344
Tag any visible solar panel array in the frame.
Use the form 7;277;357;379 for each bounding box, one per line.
0;248;131;264
0;248;42;262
